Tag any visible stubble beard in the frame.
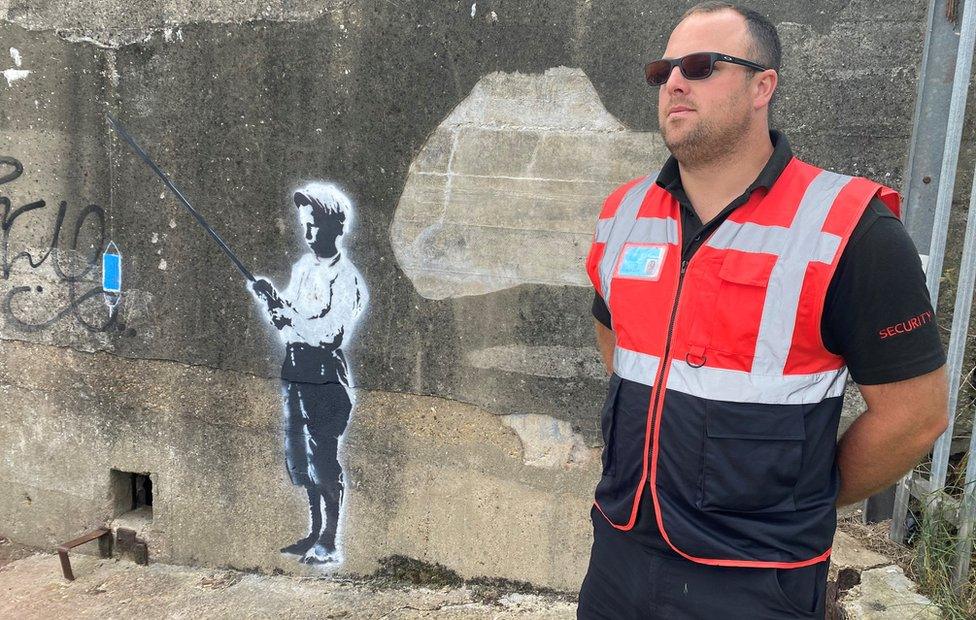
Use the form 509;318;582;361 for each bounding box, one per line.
661;94;752;168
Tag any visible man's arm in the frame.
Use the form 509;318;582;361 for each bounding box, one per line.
595;319;614;376
835;365;948;507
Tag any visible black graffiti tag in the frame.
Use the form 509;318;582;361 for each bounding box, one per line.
0;156;117;333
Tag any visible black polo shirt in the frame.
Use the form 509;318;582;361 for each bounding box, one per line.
591;130;945;385
589;130;946;553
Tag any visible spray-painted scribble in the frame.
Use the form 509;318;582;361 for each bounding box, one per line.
0;156;117;333
251;182;368;565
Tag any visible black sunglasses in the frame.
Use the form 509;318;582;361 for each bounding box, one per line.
644;52;769;86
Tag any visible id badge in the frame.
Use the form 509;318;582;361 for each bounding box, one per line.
616;243;667;281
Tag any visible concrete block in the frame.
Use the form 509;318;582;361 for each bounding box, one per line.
840;565;941;620
829;530;890;582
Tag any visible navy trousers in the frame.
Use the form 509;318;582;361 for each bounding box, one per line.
578;511;828;619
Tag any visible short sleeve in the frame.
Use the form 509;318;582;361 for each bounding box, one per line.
822;198;946;385
592;292;612;329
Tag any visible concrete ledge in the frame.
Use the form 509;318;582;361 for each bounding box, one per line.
839;565;941;620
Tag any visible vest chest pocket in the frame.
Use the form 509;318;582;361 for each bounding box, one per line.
701;251;777;361
698;401;805;513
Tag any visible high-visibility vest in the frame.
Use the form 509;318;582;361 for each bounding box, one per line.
585;157;900;568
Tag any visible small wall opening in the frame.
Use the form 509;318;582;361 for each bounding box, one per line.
110;469;153;519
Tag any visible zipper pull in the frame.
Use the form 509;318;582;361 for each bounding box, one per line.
680;260;688;274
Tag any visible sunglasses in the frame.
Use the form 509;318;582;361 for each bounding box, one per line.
644;52;769;86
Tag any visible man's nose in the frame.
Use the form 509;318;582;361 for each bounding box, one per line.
664;64;689;94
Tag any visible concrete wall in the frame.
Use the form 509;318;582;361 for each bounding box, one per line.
0;0;931;590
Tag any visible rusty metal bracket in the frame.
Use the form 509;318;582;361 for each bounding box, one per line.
57;527;112;581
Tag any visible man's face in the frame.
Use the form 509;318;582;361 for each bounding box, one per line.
657;10;760;165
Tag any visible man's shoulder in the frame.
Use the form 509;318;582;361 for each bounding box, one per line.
599;171;662;218
843;196;910;255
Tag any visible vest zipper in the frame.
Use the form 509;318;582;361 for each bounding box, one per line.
648;258;688;459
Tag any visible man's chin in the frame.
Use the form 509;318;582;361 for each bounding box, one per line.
661;125;692;148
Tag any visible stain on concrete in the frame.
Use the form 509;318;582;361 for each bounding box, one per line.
2;0;349;48
466;344;605;381
391;67;667;300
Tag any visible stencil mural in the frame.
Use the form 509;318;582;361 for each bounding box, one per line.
107;116;370;566
251;182;368;565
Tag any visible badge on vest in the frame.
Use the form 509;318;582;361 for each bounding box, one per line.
616;243;668;281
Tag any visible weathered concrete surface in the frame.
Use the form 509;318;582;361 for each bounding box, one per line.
0;553;577;618
2;1;344;47
829;531;890;582
344;390;598;589
0;532;925;618
839;565;942;620
390;67;668;299
840;383;868;436
0;337;599;589
0;0;930;437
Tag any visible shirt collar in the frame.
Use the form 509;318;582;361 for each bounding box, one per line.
655;130;793;206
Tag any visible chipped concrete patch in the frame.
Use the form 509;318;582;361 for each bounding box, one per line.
829;530;890;582
501;414;592;469
390;67;668;300
343;390;598;590
466;344;606;381
839;565;942;620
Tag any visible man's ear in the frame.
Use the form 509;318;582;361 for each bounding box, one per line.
754;69;778;110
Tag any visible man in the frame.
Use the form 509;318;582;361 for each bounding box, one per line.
252;182;368;565
578;3;948;618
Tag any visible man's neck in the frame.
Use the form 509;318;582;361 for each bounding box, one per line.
677;128;775;225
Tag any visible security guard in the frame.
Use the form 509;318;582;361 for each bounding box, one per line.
577;3;949;618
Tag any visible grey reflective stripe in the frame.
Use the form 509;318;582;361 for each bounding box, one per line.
630;217;679;245
705;169;852;375
707;221;838;259
597;175;658;304
614;346;661;386
595;218;614;243
667;359;848;405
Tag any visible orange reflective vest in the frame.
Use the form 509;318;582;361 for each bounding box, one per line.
585;157;899;567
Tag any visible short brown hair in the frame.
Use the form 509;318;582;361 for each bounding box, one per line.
681;2;782;73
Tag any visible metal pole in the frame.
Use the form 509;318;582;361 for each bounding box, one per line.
953;411;976;589
923;0;976;306
942;166;976;490
952;163;976;590
892;0;976;544
953;408;976;590
903;0;969;252
928;0;976;494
